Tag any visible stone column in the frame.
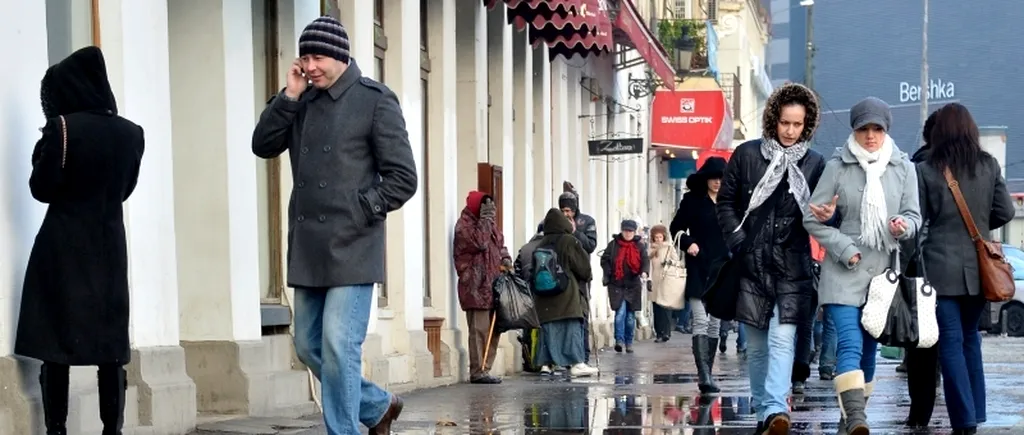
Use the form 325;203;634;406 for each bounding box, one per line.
453;0;488;381
379;0;433;386
566;64;582;189
531;45;553;216
424;0;461;385
511;29;534;248
550;59;570;198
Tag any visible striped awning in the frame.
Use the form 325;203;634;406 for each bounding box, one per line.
484;0;613;59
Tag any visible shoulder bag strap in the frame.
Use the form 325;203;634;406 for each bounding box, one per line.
942;167;983;242
739;186;785;253
58;115;68;169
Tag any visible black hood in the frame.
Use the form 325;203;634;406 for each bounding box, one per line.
41;46;118;118
542;208;573;235
911;144;932;163
686;156;728;191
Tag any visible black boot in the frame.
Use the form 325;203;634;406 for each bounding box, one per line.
692;336;720;393
706;337;720;374
40;362;69;435
98;365;127;435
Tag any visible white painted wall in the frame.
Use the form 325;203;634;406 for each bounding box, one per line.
0;0;50;357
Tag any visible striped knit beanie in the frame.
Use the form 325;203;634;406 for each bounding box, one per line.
299;16;351;64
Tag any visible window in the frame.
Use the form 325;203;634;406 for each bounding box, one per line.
46;0;98;65
375;0;388;307
420;0;428;50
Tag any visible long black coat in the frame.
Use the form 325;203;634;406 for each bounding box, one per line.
717;140;826;329
16;47;144;366
670;190;729;300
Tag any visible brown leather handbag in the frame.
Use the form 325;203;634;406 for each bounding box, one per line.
943;167;1015;302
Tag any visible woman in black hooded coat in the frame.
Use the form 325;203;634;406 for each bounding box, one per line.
669;156;729;393
15;46;144;435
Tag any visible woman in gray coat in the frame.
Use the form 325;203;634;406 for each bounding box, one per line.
918;103;1014;435
804;97;921;435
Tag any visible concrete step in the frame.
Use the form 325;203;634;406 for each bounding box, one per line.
271;369;314;413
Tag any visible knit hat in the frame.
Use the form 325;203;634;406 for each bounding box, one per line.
850;97;892;131
558;192;579;212
299;16;351;64
621;220;638;232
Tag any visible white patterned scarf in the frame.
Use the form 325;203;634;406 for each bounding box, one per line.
847;133;897;252
734;138;812;231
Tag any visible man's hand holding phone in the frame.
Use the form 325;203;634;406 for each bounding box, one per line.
284;58;307;100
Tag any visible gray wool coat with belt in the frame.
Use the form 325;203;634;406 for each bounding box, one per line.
252;61;418;288
803;144;922;307
917;155;1015;297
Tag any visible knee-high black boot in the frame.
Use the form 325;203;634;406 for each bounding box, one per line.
98;365;127;435
40;362;70;435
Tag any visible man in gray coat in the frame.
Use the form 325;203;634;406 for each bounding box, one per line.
252;16;417;435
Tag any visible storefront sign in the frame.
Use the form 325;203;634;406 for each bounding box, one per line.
587;138;644;156
651;90;734;150
898;78;956;103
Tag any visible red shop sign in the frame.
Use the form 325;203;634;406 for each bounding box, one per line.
651;90;733;150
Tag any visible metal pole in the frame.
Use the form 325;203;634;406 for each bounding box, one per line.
804;3;814;89
920;0;929;141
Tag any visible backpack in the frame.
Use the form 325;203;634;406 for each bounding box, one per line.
531;245;570;295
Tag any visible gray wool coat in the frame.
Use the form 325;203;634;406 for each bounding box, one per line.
252;61;418;288
917;155;1015;297
804;144;922;307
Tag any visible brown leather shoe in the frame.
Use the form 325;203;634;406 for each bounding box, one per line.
369;394;404;435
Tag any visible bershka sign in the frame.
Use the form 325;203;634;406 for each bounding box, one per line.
587;138;643;156
651;90;734;150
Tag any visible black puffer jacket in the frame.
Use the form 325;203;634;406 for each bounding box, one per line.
718;139;826;329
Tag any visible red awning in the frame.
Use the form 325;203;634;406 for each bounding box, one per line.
650;89;734;151
484;0;612;59
612;0;676;91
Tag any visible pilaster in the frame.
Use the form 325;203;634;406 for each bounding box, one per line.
531;45;553;218
511;29;535;248
550;59;571;199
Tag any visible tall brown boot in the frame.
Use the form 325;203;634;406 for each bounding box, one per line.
835;370;869;435
98;365;127;435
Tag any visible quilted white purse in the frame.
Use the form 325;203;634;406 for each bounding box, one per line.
860;249;939;348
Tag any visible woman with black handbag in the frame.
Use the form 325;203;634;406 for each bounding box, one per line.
803;97;922;435
917;103;1015;435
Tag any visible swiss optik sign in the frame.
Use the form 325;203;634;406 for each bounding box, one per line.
808;1;1022;178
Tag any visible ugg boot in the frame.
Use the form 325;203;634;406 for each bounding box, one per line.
40;363;69;435
98;365;127;435
692;336;720;393
835;370;869;435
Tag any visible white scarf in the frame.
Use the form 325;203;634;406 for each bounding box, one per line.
847;133;897;252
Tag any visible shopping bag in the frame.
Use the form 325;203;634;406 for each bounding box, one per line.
493;271;540;332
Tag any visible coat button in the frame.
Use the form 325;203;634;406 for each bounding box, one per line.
297;215;305;222
323;145;332;152
319;181;327;188
298;181;305;188
301;147;309;154
374;205;382;212
318;215;326;222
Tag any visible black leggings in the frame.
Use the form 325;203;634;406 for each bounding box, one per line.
905;346;940;424
41;362;127;434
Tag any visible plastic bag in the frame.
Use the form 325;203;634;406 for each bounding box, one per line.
493;271;540;332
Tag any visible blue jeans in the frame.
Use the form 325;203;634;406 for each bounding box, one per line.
736;323;747;350
614;303;636;345
936;296;987;429
825;304;877;382
818;309;838;372
294;286;392;434
745;305;797;421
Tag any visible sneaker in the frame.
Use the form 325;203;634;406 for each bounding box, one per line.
625;344;634;353
792;381;805;395
614;342;623;353
737;348;747;360
819;368;835;381
570;363;599;377
540;365;552;375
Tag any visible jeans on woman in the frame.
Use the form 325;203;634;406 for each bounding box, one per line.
825;304;877;381
936;296;987;429
745;305;797;421
818;309;838;373
614;303;636;345
674;300;692;332
687;297;721;337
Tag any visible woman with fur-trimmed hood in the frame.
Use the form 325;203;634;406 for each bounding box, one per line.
716;83;826;434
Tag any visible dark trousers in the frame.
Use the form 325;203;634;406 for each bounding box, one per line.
936;296;987;429
652;303;674;338
905;345;940;423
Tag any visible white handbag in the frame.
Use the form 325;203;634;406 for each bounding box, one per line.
652;232;687;310
860;249;939;348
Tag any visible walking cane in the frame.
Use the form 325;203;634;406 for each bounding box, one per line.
481;311;498;372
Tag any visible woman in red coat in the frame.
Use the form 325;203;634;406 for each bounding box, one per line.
453;191;512;384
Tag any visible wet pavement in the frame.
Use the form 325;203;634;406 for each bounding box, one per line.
192;332;1024;434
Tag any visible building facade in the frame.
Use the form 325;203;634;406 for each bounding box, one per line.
808;0;1022;178
0;0;678;433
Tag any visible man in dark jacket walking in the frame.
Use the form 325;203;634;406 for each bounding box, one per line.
717;83;826;434
251;16;417;435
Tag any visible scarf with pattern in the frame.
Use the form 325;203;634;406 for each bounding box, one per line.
734;138;812;231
